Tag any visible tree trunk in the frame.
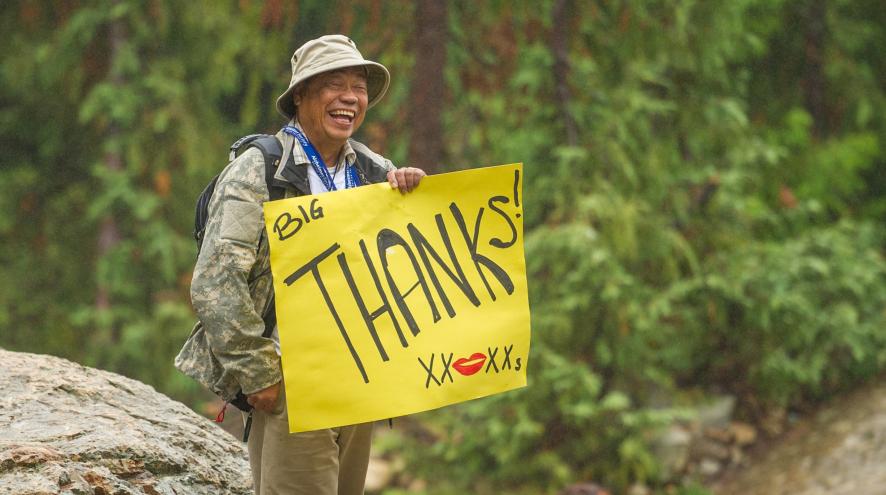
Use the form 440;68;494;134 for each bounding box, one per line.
96;10;125;329
550;0;579;147
406;0;447;173
802;0;827;140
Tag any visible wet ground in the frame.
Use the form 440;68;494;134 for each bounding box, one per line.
711;378;886;495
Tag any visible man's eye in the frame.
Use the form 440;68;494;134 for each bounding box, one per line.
354;86;368;93
327;80;346;90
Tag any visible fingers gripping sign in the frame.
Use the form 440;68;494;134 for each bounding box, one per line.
387;167;426;194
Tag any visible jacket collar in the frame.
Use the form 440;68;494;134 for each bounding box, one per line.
274;120;358;196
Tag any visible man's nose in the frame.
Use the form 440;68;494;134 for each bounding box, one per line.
339;89;358;103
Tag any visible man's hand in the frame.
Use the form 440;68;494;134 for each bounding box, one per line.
387;167;426;193
247;381;281;412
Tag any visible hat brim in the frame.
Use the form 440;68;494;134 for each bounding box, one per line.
276;61;390;120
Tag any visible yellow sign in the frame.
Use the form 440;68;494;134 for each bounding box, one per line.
264;163;530;433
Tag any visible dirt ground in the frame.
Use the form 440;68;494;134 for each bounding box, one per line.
711;377;886;495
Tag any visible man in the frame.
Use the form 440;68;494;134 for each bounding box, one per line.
175;34;426;494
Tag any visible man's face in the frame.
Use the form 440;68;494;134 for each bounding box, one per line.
295;67;369;151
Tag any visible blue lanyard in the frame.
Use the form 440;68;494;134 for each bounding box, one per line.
282;125;360;192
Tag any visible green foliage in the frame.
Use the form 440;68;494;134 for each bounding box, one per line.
671;222;886;406
393;0;886;493
1;1;884;494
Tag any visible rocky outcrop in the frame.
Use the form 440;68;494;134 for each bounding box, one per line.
0;349;251;495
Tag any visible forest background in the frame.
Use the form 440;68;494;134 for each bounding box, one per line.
1;1;884;494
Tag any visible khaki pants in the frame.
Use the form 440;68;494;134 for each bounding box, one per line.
246;387;374;495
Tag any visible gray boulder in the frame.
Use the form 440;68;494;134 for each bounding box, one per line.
0;349;251;494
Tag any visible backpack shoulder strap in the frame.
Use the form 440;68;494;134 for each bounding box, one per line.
247;135;284;201
238;135;287;202
229;134;269;160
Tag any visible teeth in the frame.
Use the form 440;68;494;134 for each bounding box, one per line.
330;110;355;118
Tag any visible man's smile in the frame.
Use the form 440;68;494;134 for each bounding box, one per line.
329;108;356;125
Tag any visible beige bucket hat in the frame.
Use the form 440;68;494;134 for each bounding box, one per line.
276;34;391;120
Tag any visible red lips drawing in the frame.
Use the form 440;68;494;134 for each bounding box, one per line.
452;352;486;376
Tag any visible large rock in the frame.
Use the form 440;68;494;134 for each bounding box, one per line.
0;349;252;495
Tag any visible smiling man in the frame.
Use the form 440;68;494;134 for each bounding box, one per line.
176;35;425;495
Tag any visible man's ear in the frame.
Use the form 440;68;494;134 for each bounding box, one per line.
292;83;305;106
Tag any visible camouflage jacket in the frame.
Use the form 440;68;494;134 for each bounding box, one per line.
174;127;395;401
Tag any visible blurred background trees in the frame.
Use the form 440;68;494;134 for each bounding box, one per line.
1;1;883;493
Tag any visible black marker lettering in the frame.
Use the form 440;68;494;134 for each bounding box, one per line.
515;357;522;372
485;346;499;373
298;204;311;224
440;353;454;384
273;212;302;241
449;202;515;301
408;218;481;318
338;252;403;362
513;169;521;207
418;354;440;388
487;196;518;249
361;239;409;349
378;229;441;338
284;243;368;384
502;344;513;370
310;198;324;219
273;199;326;241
